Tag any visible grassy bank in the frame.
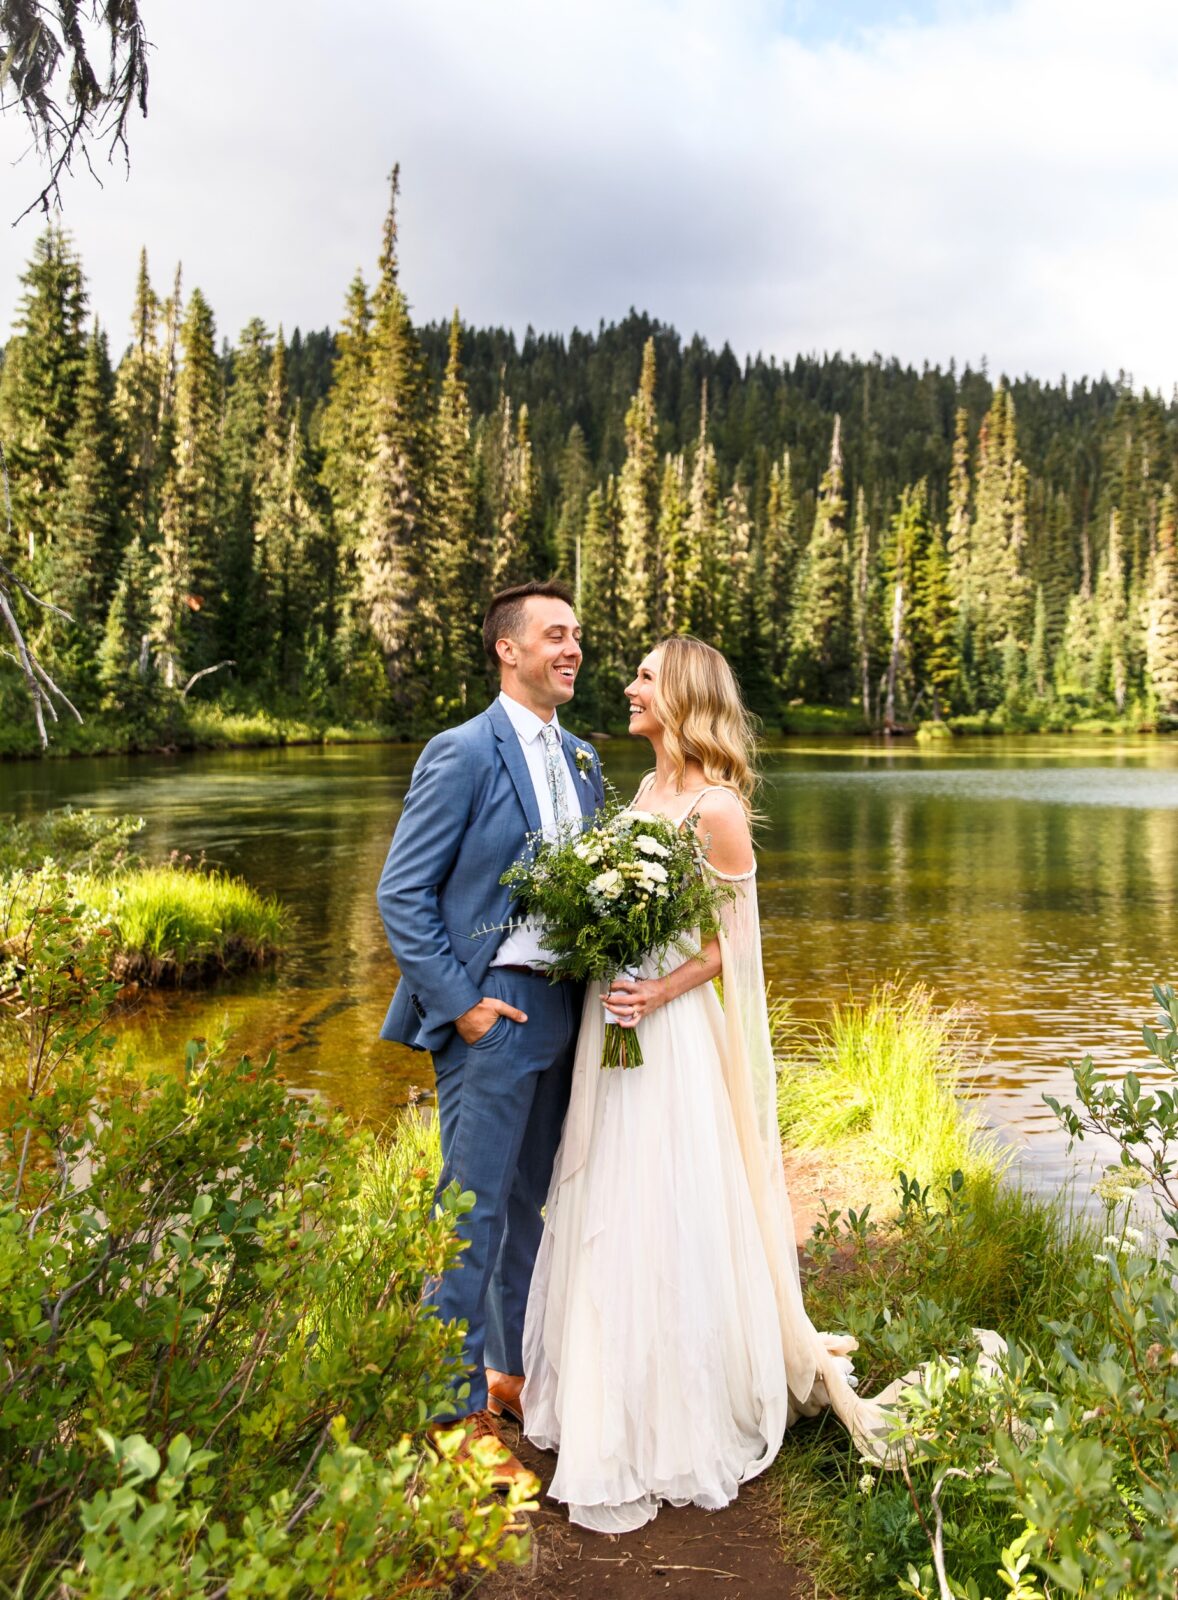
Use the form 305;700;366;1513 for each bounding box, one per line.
79;865;287;983
1;808;288;986
0;703;399;760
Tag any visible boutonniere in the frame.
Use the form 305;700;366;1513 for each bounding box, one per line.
575;745;597;781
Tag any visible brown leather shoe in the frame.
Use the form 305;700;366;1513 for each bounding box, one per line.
486;1368;525;1427
427;1409;537;1493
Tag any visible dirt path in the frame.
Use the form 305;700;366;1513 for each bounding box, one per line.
475;1422;811;1600
473;1151;851;1600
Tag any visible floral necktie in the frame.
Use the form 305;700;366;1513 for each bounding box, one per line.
541;723;572;832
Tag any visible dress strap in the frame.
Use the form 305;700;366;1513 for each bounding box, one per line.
670;784;739;826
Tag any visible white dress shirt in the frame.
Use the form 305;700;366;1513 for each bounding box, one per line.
491;691;582;970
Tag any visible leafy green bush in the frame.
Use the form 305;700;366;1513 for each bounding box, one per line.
0;806;144;877
778;986;1178;1600
0;877;529;1598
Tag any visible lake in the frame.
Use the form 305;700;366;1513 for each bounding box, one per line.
3;733;1176;1195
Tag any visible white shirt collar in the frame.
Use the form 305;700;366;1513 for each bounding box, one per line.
498;690;562;746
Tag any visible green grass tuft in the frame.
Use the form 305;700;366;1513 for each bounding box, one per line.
79;865;288;982
777;982;1001;1197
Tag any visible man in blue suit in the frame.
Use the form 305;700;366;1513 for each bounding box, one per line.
377;579;604;1483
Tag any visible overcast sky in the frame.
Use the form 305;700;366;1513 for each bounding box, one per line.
2;0;1176;390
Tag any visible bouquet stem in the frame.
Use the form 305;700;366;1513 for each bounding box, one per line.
601;1020;644;1070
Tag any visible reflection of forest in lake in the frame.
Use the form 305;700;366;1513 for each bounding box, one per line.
2;735;1176;1193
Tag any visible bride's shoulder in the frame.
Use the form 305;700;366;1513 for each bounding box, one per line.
693;787;754;876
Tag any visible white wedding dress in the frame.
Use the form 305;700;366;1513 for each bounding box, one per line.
522;787;892;1534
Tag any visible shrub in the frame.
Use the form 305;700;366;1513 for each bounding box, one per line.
0;880;529;1598
780;985;1178;1600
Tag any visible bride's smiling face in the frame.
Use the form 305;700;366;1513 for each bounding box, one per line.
624;651;662;741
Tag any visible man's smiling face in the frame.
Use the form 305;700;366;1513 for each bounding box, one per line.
497;595;583;718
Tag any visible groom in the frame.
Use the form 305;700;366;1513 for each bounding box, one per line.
377;579;604;1482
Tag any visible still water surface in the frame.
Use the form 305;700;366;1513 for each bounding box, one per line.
3;735;1176;1194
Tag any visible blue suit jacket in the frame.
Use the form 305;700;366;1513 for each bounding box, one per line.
377;698;606;1054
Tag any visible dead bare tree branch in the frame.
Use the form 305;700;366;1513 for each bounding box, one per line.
0;1;151;220
180;660;235;701
0;439;83;747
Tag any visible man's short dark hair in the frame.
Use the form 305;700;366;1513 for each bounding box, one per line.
482;580;576;667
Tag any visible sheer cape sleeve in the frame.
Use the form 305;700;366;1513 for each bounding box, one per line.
714;863;897;1461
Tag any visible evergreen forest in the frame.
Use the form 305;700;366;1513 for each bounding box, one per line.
3;167;1178;746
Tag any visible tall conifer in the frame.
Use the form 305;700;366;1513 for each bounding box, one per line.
619;337;660;639
0;226;88;567
657;453;690;636
113;248;166;540
555;423;592;602
359;166;431;718
788;416;852;701
431;309;480;707
54;324;120;665
1146;485;1178;722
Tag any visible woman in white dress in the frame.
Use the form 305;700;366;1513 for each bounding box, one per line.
521;636;889;1534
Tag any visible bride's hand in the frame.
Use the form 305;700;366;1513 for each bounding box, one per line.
603;976;665;1028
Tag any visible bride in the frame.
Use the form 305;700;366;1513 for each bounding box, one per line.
519;635;889;1533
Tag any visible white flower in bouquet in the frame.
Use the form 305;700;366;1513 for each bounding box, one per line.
634;834;670;858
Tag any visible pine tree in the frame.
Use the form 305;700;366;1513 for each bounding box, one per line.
916;520;957;719
945;407;975;707
221;317;274;669
317;271;373;709
580;478;626;720
684;384;720;639
1095;509;1130;711
788;416;852;702
1025;584;1049;703
718;474;753;660
98;533;154;713
849;484;874;720
555;423;592;602
881;480;929;728
359;166;432;719
53;323;120;673
149;286;222;684
431;309;480;709
0;226;88;567
658;452;690;636
619;337;660;640
253;401;323;693
1146;485;1178;723
113;248;166;541
969;387;1028;702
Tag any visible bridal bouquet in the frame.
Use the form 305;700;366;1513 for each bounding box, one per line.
499;800;733;1069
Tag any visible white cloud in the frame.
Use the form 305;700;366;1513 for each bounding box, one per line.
1;0;1176;389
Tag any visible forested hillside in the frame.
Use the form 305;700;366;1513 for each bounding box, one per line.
2;168;1177;743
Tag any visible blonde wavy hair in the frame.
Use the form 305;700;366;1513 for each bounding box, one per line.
648;635;760;817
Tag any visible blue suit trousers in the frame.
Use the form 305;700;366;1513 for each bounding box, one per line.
429;966;581;1419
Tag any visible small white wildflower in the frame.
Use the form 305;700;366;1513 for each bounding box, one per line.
1103;1234;1127;1251
591;868;623;899
641;861;669;883
858;1473;875;1495
1093;1252;1110;1265
1123;1225;1145;1246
